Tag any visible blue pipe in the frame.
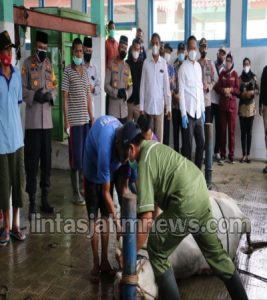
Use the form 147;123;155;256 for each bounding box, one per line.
121;193;137;300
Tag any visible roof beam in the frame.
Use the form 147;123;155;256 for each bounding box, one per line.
13;6;97;36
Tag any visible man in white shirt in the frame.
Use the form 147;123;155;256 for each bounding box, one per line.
178;35;205;169
140;33;171;143
83;37;101;117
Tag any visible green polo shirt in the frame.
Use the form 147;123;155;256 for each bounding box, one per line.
137;141;210;217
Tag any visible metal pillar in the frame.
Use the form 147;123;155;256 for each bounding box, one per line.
205;123;213;189
121;192;137;300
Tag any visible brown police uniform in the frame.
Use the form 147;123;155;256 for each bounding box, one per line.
22;54;57;204
104;58;133;122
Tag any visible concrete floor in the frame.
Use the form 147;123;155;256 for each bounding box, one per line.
0;160;266;300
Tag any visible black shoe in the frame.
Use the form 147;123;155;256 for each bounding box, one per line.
155;268;180;300
224;270;248;300
263;166;267;174
40;193;54;214
40;202;54;214
28;203;37;220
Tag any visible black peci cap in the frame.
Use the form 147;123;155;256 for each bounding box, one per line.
36;31;48;44
83;36;92;48
0;31;15;50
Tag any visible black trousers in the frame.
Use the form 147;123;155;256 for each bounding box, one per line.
181;115;205;169
239;116;254;156
211;103;220;154
205;105;212;123
172;108;181;152
105;94;109;115
163;115;170;146
24;129;51;196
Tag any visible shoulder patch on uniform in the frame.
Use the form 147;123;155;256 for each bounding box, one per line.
22;66;26;75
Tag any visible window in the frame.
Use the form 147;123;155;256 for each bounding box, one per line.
107;0;137;28
24;0;40;8
242;0;267;46
44;0;71;7
148;0;230;48
104;0;109;22
191;0;227;41
153;0;185;42
86;0;91;17
114;0;136;23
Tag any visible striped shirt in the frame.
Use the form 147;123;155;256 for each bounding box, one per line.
62;64;90;127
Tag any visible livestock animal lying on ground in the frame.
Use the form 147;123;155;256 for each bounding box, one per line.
114;191;252;300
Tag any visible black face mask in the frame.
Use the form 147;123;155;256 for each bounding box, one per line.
217;57;223;64
201;51;207;58
36;50;47;63
119;50;127;60
84;53;92;63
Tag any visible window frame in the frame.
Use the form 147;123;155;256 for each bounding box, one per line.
37;0;73;8
148;0;231;49
107;0;138;29
241;0;267;47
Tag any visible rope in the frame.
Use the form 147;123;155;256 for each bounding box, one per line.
120;256;157;299
215;199;230;254
136;257;157;299
238;268;267;283
121;274;138;285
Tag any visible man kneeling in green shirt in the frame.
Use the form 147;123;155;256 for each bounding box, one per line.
120;121;248;300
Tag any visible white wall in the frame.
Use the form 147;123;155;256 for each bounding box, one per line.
137;0;266;160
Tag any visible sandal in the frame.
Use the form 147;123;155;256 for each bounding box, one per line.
10;230;26;241
0;230;10;246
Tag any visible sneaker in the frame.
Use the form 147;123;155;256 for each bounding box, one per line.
227;158;235;164
227;156;235;164
214;153;221;162
263;166;267;174
218;159;225;166
72;193;85;206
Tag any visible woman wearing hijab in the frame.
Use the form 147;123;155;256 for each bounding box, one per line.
216;52;240;165
238;58;259;163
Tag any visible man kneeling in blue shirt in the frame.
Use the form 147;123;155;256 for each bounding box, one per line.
83;115;129;283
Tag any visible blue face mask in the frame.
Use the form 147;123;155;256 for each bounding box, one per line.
178;53;185;62
73;56;83;65
128;159;137;170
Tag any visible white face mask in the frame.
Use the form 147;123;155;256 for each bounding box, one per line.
152;45;159;56
164;53;171;63
244;66;250;73
188;50;197;61
132;50;140;60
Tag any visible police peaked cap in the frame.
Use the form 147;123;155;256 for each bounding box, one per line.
36;31;48;44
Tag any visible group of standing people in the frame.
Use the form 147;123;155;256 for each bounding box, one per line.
104;22;266;173
0;21;264;300
0;29;99;245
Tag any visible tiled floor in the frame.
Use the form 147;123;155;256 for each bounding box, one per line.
0;160;266;300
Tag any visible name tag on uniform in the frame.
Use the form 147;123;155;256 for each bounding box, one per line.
160;69;164;73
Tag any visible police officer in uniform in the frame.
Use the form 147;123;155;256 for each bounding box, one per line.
22;31;57;219
105;35;133;124
198;38;216;123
